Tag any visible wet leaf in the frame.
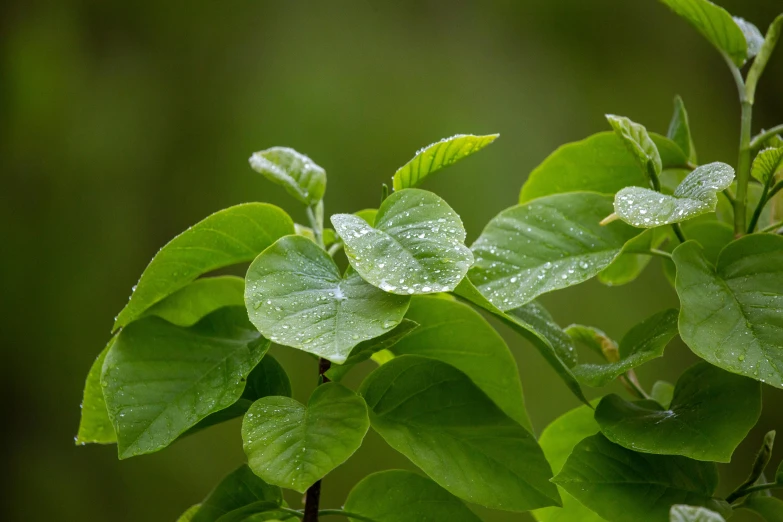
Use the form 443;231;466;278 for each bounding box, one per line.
668;96;697;164
190;464;282;522
249;147;326;205
733;17;765;59
607;115;662;178
751;146;783;185
670;505;725;522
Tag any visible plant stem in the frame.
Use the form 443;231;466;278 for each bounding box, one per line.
735;101;754;237
747;180;773;234
307;204;325;249
303;358;332;522
750;124;783;151
760;219;783;234
621;371;651;400
671;223;686;243
726;482;783;503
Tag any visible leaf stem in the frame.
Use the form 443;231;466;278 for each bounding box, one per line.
671;223;686;243
621;371;651;400
734;100;754;237
726;482;783;503
750;124;783;151
759;219;783;234
647;249;673;260
327;242;343;257
747;179;774;234
307;204;325;249
303;358;332;521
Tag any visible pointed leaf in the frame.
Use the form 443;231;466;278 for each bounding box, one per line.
670;505;725;522
242;382;369;493
76;338;117;445
607;115;662;178
114;203;294;330
178;505;201;522
733;17;765;59
741;496;783;522
668;96;697;163
471;192;640;310
331;189;473;295
191;464;282;522
344;470;482;522
360;355;560;512
141;276;245;326
733;431;776;497
249;147;326;205
751;147;783;185
392;134;498;190
245;235;409;364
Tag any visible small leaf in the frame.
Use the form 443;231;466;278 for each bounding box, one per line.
651;380;675;409
354;208;377;226
614;162;734;227
470;192;640;310
245;235;410;364
191;464;282;522
731;431;776;498
751;147;783;185
76;338;117;445
741;496;783;522
242;382;369;493
733;17;765;59
668;96;697;164
141;276;245;326
114;203;294;330
103;307;269;458
360;355;560;512
598;228;670;286
566;324;618;360
344;470;482;522
392;134;498;191
249;147;326;205
674;236;783;388
596;362;761;462
332;189;473;295
554;433;729;521
607;114;662;178
670;505;726;522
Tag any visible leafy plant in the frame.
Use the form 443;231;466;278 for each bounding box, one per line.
76;1;783;520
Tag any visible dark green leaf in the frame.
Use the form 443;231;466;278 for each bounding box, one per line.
668;96;697;164
732;431;776;498
76;338;117;445
360;355;560;512
245;235;409;364
669;505;725;522
606;114;662;178
741;496;783;522
191;464;282;522
141;276;245;326
751;147;783;185
651;380;675;409
242;382;369;493
249;147;326;205
511;302;577;367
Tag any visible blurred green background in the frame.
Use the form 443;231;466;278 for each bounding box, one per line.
3;0;783;520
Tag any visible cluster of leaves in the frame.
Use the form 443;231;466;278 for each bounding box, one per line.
77;1;783;521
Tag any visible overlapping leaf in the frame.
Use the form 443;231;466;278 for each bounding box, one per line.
598;228;670;286
742;496;783;522
140;276;245;326
670;505;725;522
249;147;326;205
751;146;783;185
76;338;117;445
668;96;697;164
607;115;662;179
190;464;282;522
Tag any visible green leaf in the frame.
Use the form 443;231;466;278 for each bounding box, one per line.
344;470;482;522
778;458;783;484
511;301;577;367
386;295;532;430
554;433;729;521
103;307;270;458
532;403;605;522
470;192;640;310
360;355;560;512
191;464;282;522
658;0;750;67
733;17;765;59
606;115;662;178
572;308;679;387
354;208;378;226
681;221;733;265
76;338;117;445
331;189;473;295
598;228;670;286
751;147;783;185
614;162;734;227
245;235;409;364
596;362;761;462
746;15;783;102
392;134;498;190
732;431;777;498
742;496;783;522
674;235;783;388
565;324;618;360
242;382;369;493
651;380;675;409
669;505;726;522
249;147;326;205
114;203;294;330
668;96;697;164
178;505;201;522
213;502;282;522
141;276;245;326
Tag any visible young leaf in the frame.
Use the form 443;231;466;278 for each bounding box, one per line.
360;355;561;512
114;203;294;330
103;307;270;458
344;470;482;522
241;382;369;493
731;431;776;498
613;162;734;227
140;276;245;326
249;147;326;205
746;15;783;101
669;505;725;522
606;114;662;179
658;0;750;67
177;505;201;522
244;235;409;364
554;434;729;521
741;496;783;522
511;301;578;368
76;338;117;445
733;17;764;60
572;308;679;387
668;96;697;164
751;147;783;185
354;208;377;225
190;464;282;522
566;324;618;360
651;380;675;409
596;362;761;462
470;192;639;310
331;189;473;295
674;236;783;388
392;134;498;190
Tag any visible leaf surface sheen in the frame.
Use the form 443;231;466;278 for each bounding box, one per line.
249;147;326;205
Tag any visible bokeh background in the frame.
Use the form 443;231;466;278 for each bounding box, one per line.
3;0;783;520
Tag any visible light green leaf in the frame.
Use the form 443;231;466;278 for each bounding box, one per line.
674;236;783;388
572;309;679;387
598;228;670;286
741;496;783;522
294;223;338;247
249;147;326;205
668;96;697;164
751;147;783;185
331;189;473;295
141;276;245;326
471;192;640;310
344;470;482;522
76;338;117;445
565;324;618;360
392;134;498;191
658;0;750;67
554;434;729;521
651;380;675;409
733;17;765;59
178;505;201;522
614;162;734;227
360;355;560;512
354;208;377;226
191;464;282;522
596;362;761;462
103;307;270;458
386;295;531;430
114;203;294;330
670;505;725;522
607;114;662;178
245;235;409;364
242;382;369;493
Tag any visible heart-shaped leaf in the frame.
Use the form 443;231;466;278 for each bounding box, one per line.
613;162;734;227
668;96;697;164
331;189;473;295
596;362;761;462
103;307;270;458
190;464;282;522
249;147;326;205
470;192;639;310
670;505;725;522
554;434;729;522
673;236;783;388
360;355;560;512
751;146;783;185
607;115;662;179
245;235;410;364
114;203;294;330
344;470;482;522
393;134;498;190
242;382;369;493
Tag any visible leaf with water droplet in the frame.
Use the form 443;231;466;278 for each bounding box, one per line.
245;235;409;364
669;505;726;522
733;17;764;60
188;464;282;522
606;115;662;180
332;189;473;295
249;146;326;205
